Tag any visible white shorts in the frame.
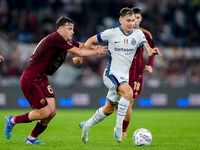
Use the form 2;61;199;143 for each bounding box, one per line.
103;71;128;104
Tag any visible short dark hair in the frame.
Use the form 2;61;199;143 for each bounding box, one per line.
119;7;134;18
56;16;74;30
131;7;142;15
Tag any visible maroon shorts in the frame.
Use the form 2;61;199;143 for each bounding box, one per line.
129;68;143;99
129;79;143;99
20;73;55;109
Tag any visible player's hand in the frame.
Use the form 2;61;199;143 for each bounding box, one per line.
93;45;104;57
151;47;162;56
145;65;153;73
0;55;4;62
73;57;83;66
96;46;108;56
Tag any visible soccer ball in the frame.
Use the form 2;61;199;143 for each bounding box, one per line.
133;128;152;146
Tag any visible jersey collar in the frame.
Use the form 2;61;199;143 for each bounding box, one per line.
119;26;133;36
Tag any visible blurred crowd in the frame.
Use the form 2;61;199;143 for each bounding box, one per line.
0;0;200;88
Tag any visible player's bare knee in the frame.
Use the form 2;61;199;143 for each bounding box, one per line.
40;109;52;119
46;111;53;119
50;110;57;118
123;91;133;101
39;112;50;119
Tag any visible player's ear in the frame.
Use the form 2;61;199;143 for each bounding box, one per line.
119;17;122;24
58;26;64;33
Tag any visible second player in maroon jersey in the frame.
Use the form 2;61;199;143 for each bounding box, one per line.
122;7;155;137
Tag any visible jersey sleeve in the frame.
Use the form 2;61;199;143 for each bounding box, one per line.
145;31;155;67
53;33;75;50
71;40;80;47
96;28;113;42
138;29;148;47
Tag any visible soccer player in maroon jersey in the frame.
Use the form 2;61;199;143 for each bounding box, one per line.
4;16;108;144
0;55;4;62
122;7;155;137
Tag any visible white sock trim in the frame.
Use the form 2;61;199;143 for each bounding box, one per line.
28;135;36;140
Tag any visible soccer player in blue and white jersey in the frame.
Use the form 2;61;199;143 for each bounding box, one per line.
77;7;162;143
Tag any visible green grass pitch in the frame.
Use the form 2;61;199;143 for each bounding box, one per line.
0;109;200;150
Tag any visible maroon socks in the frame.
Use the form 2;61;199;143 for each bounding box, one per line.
122;120;130;132
14;113;32;123
30;121;47;138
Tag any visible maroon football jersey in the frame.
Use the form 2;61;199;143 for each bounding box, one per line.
24;32;79;77
129;27;155;81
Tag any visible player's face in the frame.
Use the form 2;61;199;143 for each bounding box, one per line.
134;14;142;29
62;23;74;40
120;14;135;35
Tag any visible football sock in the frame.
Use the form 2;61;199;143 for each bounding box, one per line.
15;113;32;123
116;97;130;128
30;121;47;138
28;135;36;140
86;107;107;128
122;120;130;132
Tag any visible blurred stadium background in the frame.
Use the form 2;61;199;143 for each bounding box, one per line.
0;0;200;109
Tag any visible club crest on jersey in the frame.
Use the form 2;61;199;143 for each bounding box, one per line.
40;99;46;105
131;38;136;45
67;41;72;46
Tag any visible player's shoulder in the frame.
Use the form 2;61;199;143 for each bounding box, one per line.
48;32;60;38
139;27;153;39
101;27;119;38
45;32;60;40
105;27;119;33
133;28;144;34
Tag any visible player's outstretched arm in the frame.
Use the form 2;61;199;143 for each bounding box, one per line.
68;45;108;57
85;35;98;49
79;42;97;49
143;43;162;57
0;55;4;62
72;39;103;66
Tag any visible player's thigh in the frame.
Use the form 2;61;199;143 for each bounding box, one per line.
42;77;55;98
21;76;48;109
117;82;133;100
42;78;56;115
129;80;143;99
